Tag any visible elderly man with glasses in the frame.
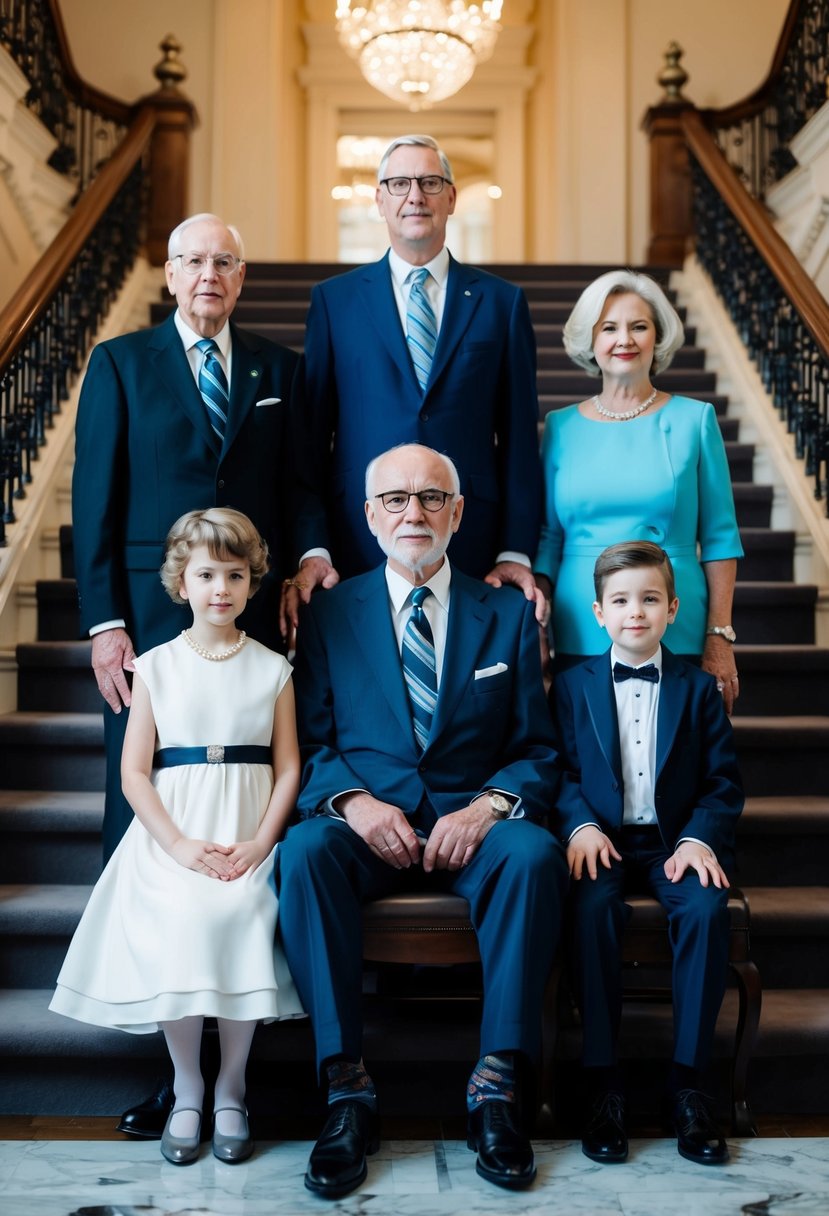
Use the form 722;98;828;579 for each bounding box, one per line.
283;134;545;643
277;442;566;1199
71;212;302;1132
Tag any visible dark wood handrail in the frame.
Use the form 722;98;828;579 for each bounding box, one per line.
696;0;800;127
46;0;133;123
681;107;829;359
0;106;156;370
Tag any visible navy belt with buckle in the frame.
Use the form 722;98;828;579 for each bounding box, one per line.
154;745;272;769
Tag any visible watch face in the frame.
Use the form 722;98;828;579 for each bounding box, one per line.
489;793;511;818
709;626;736;642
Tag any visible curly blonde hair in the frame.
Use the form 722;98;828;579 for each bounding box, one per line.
160;507;270;604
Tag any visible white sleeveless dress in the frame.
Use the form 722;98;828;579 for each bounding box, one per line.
50;634;304;1033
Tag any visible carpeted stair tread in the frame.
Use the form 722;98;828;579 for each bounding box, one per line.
742;887;829;934
740;796;829;830
0;712;102;741
0;789;103;829
0;884;90;934
15;641;91;667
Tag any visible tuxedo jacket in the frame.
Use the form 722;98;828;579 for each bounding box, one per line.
292;565;559;822
551;647;743;868
72;312;299;653
293;252;542;579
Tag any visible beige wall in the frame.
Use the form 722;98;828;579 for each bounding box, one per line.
59;0;790;263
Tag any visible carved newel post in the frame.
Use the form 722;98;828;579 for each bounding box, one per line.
641;42;695;266
136;35;198;265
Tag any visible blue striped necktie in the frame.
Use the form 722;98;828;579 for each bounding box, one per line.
406;268;438;391
402;586;437;751
195;338;229;440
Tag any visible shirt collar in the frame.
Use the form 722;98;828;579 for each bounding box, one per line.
385;557;452;615
174;310;232;361
388;245;450;291
610;643;663;673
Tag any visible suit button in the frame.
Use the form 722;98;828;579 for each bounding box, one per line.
217;479;225;489
612;782;619;792
420;411;429;421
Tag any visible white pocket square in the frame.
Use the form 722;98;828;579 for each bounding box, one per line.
255;397;281;407
474;662;508;680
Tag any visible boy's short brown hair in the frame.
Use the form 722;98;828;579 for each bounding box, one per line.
593;541;676;602
160;507;270;604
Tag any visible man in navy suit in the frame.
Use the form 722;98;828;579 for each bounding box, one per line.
551;541;743;1167
277;443;566;1198
281;134;545;638
72;213;300;1132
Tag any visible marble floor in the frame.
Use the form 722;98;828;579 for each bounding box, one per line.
1;1136;828;1216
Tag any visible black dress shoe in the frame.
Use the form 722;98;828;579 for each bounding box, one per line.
304;1100;380;1199
582;1090;628;1163
467;1100;536;1190
670;1089;729;1165
116;1077;175;1139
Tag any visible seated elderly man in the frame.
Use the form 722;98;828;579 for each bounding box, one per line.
276;443;567;1199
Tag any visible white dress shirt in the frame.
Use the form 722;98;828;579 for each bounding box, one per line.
569;645;713;856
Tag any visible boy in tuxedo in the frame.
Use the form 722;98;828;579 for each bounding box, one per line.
551;541;743;1166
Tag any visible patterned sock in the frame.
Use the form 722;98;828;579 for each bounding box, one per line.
326;1059;377;1110
466;1052;516;1112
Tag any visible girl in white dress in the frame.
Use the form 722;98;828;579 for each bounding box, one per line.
51;507;304;1165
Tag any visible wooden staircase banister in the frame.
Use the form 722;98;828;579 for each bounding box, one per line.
0;106;156;372
694;0;802;129
42;0;133;124
681;108;829;360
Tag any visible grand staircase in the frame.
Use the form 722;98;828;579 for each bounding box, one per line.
1;264;827;1123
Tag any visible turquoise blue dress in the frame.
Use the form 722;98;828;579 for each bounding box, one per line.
534;396;743;657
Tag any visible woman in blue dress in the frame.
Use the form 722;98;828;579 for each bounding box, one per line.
534;269;742;712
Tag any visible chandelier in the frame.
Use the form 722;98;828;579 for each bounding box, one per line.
335;2;504;109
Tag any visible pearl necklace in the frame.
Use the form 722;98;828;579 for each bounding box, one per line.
182;629;247;661
592;388;658;421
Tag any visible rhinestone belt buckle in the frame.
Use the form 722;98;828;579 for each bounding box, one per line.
206;744;225;764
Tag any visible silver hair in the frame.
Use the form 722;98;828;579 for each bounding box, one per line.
167;213;246;262
562;269;685;376
365;443;461;499
377;135;454;184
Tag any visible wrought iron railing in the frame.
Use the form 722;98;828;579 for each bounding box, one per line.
701;0;829;202
689;152;828;504
0;3;194;547
0;118;151;540
0;0;131;193
642;0;829;509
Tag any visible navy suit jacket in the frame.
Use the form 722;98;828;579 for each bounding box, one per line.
72;312;300;653
551;647;743;868
293;565;559;822
294;252;542;578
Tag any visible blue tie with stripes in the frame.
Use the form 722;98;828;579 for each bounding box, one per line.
402;586;437;751
195;338;229;441
406;268;437;391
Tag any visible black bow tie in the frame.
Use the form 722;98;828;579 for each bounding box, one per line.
613;662;659;684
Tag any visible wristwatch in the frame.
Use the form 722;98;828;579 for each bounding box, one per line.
706;625;737;643
485;791;512;820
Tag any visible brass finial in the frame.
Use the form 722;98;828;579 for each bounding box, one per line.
657;41;689;105
153;34;187;91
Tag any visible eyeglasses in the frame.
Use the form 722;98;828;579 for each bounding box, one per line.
375;489;454;513
379;176;450;196
172;253;243;276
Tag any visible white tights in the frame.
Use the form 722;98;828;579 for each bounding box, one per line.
161;1016;257;1138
